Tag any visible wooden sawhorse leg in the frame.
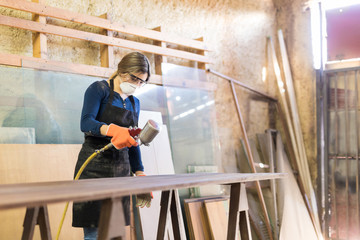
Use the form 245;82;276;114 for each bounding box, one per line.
157;189;181;240
98;197;126;240
22;205;51;240
227;183;252;240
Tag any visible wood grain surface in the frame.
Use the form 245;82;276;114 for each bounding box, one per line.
204;199;229;239
0;144;83;240
0;173;286;210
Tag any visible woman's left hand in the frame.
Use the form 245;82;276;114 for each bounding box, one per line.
135;172;153;208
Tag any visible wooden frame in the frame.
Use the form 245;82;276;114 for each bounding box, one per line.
22;206;51;240
325;59;360;72
0;0;216;90
0;0;209;52
31;0;47;59
0;15;208;63
157;189;182;239
227;183;251;240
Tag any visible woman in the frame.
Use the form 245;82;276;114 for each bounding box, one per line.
72;52;152;239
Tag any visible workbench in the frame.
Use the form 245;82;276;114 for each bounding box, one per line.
0;172;286;240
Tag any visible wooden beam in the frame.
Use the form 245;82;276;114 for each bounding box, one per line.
0;53;23;66
31;0;47;59
99;13;114;69
152;26;167;75
22;206;51;240
227;183;252;240
277;30;311;196
277;30;322;239
0;15;210;63
268;36;301;169
325;59;360;71
157;190;172;240
0;0;209;51
269;35;323;239
195;37;206;70
21;57;114;78
0;172;286;210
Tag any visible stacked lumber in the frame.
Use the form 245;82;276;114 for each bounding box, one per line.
184;196;237;240
268;30;322;239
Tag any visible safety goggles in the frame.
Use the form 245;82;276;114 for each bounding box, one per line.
129;73;147;86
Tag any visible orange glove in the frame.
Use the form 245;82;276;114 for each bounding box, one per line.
136;174;153;208
106;124;138;149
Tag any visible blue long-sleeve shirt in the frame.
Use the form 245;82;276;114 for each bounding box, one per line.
80;80;144;172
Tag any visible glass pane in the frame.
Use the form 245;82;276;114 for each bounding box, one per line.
134;84;168;125
0;66;100;144
162;63;220;174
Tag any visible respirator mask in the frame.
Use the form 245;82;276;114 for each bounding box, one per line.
120;82;138;96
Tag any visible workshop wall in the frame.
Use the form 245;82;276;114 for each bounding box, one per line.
0;0;316;181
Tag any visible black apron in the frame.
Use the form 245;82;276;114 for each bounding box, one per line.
72;78;138;228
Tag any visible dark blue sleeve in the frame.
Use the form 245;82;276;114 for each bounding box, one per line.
80;82;107;136
129;145;144;173
129;97;144;173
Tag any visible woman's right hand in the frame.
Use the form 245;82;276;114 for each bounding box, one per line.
105;124;138;149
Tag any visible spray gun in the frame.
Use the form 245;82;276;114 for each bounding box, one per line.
129;119;161;146
102;119;161;150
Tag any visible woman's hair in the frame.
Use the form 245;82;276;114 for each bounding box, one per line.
117;52;151;82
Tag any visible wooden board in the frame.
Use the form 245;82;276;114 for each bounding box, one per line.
0;172;286;210
0;15;209;63
204;199;229;240
184;199;211;240
275;134;318;240
277;30;321;236
0;144;83;240
0;0;209;51
0;172;285;240
0;168;284;240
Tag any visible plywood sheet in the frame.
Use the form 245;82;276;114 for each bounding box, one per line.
276;135;317;240
184;196;234;240
0;144;83;240
184;200;211;240
204;199;229;240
